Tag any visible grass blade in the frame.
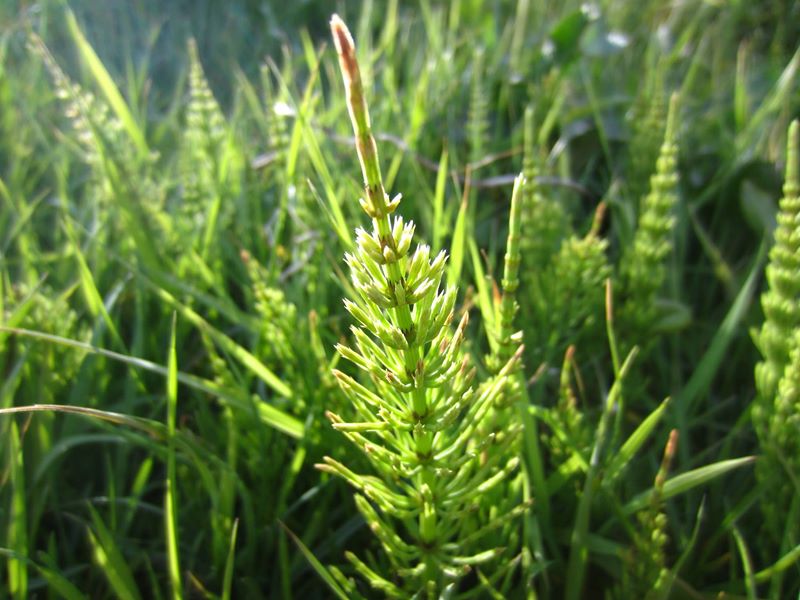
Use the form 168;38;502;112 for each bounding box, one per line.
446;190;469;290
623;457;756;514
468;237;495;346
86;504;143;600
672;243;766;463
0;549;87;600
754;542;800;583
6;421;27;600
432;148;449;253
165;314;182;600
0;327;303;438
64;9;148;156
605;397;671;483
149;286;293;399
221;519;239;600
732;525;757;600
280;521;350;600
565;348;638;600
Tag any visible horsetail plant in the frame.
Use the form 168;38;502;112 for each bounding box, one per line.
754;120;800;410
613;429;678;600
317;15;523;597
519;106;610;366
29;32;165;271
182;39;242;265
752;120;800;560
467;48;489;166
626;72;667;214
618;92;680;348
488;174;525;372
182;40;227;232
260;63;290;167
526;205;611;366
520;105;569;271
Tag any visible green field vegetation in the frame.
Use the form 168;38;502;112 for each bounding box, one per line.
1;0;799;597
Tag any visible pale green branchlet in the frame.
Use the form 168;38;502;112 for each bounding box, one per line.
317;15;522;597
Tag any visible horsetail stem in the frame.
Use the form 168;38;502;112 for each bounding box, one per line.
496;174;524;366
324;15;521;593
331;14;425;415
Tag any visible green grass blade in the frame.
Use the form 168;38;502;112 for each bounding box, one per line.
754;542;800;583
33;434;125;484
61;217;125;349
86;504;143;600
738;44;800;154
0;327;303;438
432;148;449;253
446;192;468;290
6;421;27;600
732;526;757;600
280;521;350;600
0;549;87;600
516;383;555;578
605;397;671;483
64;9;148;156
147;286;293;399
165;314;182;600
565;348;637;600
734;43;749;133
0;404;166;438
623;457;755;514
656;498;706;600
672;243;766;462
221;519;239;600
468;237;495;347
286;45;320;179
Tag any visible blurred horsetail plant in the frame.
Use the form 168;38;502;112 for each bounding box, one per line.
519;105;610;367
752;120;800;595
181;39;242;268
618;93;681;352
754;121;800;411
316;15;523;597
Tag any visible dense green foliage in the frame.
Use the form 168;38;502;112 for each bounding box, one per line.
1;0;799;598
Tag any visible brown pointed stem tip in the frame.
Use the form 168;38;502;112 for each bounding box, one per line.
330;14;358;81
604;278;614;323
664;428;679;462
591;201;607;236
